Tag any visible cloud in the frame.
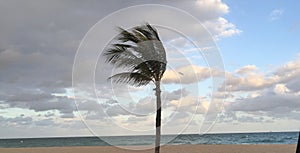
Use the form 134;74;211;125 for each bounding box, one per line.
132;97;156;115
79;88;200;126
3;92;76;118
7;92;53;103
0;0;241;135
222;54;300;92
0;0;239;94
221;55;300;122
35;118;57;127
274;54;300;92
214;54;300;125
44;112;55;117
226;90;300;119
162;88;190;101
105;104;131;117
162;65;220;84
195;0;229;20
76;100;104;113
167;0;240;39
235;65;258;75
169;96;209;114
0;0;239;90
126;116;149;124
203;17;242;38
5;116;33;126
60;112;75;118
170;96;198;108
273;84;290;94
222;69;279;92
269;9;284;21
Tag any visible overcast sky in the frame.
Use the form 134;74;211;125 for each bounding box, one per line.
0;0;300;138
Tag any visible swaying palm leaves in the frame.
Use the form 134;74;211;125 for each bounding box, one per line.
103;23;167;153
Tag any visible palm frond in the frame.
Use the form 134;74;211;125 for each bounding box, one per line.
146;23;160;41
133;30;148;42
134;60;166;81
108;72;153;87
134;26;153;40
104;45;143;70
117;27;139;43
103;23;167;84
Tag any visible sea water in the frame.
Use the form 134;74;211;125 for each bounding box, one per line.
0;132;298;148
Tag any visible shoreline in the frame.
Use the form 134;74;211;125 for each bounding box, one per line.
0;144;296;153
1;131;298;139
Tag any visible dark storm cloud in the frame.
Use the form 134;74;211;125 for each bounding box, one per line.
0;0;237;93
0;0;241;132
0;0;168;115
226;90;300;120
4;92;76;117
0;0;116;119
286;78;300;92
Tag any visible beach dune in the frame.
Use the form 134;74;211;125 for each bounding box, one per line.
0;144;296;153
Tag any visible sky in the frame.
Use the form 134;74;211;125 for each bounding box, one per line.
0;0;300;138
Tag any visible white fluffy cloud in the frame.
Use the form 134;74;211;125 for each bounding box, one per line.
235;65;258;75
203;17;242;38
195;0;229;20
222;65;280;92
219;55;300;127
224;54;300;92
162;65;220;84
273;84;290;94
173;0;240;39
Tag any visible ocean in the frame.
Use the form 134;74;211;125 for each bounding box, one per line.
0;132;298;148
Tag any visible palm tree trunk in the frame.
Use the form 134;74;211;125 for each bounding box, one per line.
155;81;161;153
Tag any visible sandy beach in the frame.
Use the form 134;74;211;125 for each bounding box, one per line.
0;144;296;153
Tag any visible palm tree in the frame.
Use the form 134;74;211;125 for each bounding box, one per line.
103;23;167;153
